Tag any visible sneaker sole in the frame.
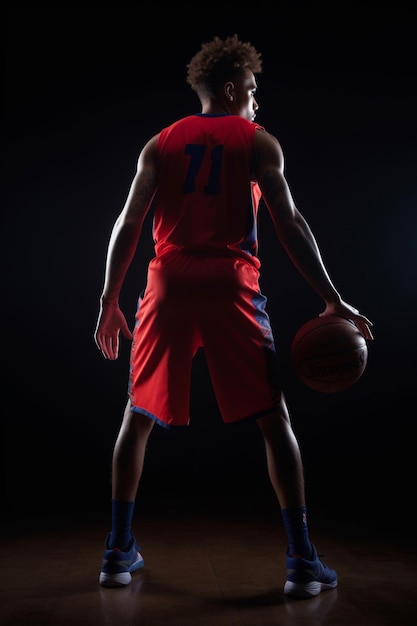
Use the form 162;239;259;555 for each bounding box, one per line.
99;571;132;587
99;552;144;587
284;579;337;599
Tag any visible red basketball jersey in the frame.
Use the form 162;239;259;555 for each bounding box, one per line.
153;114;264;265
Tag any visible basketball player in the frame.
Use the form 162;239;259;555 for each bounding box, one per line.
94;35;373;598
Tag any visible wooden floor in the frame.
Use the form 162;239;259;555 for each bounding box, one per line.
1;496;416;626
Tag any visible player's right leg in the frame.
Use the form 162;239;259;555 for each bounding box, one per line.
99;402;154;587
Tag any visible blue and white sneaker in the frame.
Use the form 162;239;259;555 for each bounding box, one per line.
284;545;338;599
99;534;144;587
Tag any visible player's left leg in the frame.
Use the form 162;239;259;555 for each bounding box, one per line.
256;401;337;599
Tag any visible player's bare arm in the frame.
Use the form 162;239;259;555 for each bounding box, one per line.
100;134;159;305
94;135;159;360
255;129;373;339
254;129;340;302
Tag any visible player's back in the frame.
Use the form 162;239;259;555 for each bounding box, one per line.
153;114;263;261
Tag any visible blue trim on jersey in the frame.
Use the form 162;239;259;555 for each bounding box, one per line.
195;113;233;117
237;187;257;256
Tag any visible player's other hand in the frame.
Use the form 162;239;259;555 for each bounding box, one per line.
94;301;133;360
320;300;374;341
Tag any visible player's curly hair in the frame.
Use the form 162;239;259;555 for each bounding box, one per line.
186;34;262;99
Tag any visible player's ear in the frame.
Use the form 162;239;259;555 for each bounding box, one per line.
224;81;234;102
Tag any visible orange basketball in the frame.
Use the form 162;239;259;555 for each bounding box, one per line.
290;315;368;393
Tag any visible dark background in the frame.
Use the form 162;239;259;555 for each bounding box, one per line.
3;2;416;531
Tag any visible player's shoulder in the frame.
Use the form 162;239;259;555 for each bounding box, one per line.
254;127;284;169
255;126;282;149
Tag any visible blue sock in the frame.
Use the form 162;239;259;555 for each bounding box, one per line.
281;506;313;559
108;499;135;550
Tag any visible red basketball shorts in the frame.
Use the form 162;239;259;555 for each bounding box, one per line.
128;252;282;428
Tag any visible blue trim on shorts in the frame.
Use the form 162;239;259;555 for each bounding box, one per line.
224;404;280;426
252;292;276;350
130;404;188;430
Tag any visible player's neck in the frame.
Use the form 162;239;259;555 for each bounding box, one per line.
201;101;233;115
